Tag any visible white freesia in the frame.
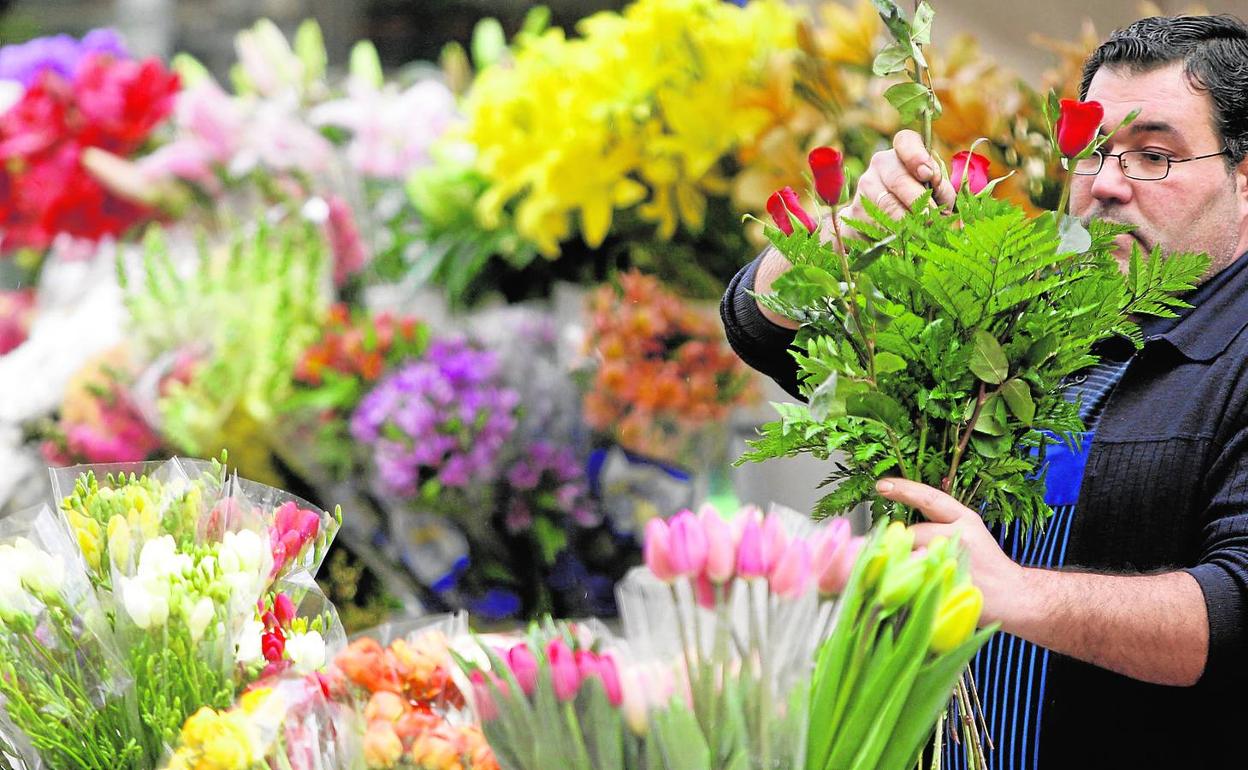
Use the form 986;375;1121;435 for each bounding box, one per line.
136;535;192;580
188;597;216;643
283;630;326;674
0;568;34;619
10;538;65;599
120;575;170;629
235;618;264;665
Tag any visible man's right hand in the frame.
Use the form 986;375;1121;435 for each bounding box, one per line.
754;129;957;329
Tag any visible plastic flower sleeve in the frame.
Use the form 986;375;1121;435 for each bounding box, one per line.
240;571;346;685
0;505;147;770
226;474;341;580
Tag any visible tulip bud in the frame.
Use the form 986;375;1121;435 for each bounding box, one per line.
1055;99;1104;157
507;643;539;696
877;556;926;611
951;151;991;194
547;638;581;702
470;670;501;721
768;538;812;599
930;583;984;655
667;510;708;577
643;517;678;583
808;146;845;206
736;512;767;578
700;506;736;584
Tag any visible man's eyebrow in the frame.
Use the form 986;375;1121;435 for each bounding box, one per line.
1125;120;1179;136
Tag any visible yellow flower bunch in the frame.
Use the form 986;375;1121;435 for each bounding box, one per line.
164;688;285;770
463;0;797;256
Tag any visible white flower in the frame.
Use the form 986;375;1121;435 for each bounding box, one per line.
283;630;326;674
119;574;168;626
188;597;216;643
10;538;65;600
221;530;265;575
235;618;264;665
0;567;34;619
136;535;192;580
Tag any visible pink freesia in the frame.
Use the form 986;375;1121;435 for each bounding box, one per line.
667;509;708;577
272;592;296;626
768;538;812;599
546;638;581;702
643;517;678;582
507;643;538;696
699;504;735;584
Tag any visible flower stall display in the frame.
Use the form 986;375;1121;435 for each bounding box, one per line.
0;456;344;770
581;271;757;472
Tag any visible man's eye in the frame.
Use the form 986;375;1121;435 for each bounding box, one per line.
1138;151;1169;163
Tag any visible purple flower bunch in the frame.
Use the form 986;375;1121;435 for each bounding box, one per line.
351;338;520;498
503;441;596;533
0;29;128;87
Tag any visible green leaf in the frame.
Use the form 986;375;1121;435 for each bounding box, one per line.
910;1;935;45
871;0;911;43
968;330;1009;384
872;41;911;76
846;392;909;430
873;351;908;375
1001;379;1036;426
884;82;932;125
532;517;567;566
774;264;844;305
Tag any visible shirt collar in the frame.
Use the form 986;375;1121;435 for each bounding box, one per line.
1142;250;1248;362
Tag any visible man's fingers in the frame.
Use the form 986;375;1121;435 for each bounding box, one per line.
875;478;968;524
910;522;959;547
893;129;942;185
933;176;957;209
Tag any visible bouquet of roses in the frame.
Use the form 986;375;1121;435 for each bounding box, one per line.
740;0;1208;531
581;271;756;471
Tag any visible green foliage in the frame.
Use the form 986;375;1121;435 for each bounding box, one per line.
118;221;328;477
740;189;1207;531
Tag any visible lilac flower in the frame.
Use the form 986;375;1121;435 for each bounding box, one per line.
352;339;520;498
501;440;599;529
0;29;128;88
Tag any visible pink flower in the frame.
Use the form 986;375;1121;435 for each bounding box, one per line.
262;628;286;662
667;510;708;577
768;538;812;598
0;289;35;355
736;510;767;579
325;195;370;286
759;513;789;575
643;517;678;582
811;518;852;595
272;593;296;626
596;653;624;707
699;504;735;584
507;643;538;696
694;572;716;610
546;638;581;702
819;535;866;597
470;670;500;721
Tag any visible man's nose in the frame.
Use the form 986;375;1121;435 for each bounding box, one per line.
1088;155;1135;206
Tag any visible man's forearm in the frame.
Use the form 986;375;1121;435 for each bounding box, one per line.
1003;568;1208;686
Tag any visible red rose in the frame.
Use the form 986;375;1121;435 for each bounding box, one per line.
1055;99;1104;157
951;151;991;194
765;190;793;235
807;146;845;206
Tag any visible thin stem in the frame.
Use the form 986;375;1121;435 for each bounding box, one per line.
830;215;876;386
943;383;989;494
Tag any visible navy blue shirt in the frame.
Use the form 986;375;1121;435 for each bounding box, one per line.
722;251;1248;768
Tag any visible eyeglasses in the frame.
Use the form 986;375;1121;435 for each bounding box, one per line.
1061;148;1229;180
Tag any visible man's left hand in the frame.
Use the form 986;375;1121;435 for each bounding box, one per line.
875;478;1026;627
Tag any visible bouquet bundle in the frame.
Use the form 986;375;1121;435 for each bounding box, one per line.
0;457;344;769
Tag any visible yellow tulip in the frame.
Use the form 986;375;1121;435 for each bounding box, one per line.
930;583;984;655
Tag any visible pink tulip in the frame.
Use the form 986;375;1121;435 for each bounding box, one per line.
597;653;624;707
699;505;735;584
768;539;812;598
694;572;716;609
821;536;867;597
470;670;500;721
643;517;678;582
547;638;581;702
507;643;538;696
736;511;767;578
667;510;708;577
759;514;790;575
811;518;852;595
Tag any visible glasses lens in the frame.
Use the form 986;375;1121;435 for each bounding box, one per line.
1072;155;1102;175
1121;151;1169;180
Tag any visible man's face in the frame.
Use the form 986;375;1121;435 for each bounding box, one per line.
1071;62;1248;277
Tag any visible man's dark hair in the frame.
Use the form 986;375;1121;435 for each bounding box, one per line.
1079;14;1248;168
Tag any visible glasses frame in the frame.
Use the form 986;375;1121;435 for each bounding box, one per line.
1062;148;1229;181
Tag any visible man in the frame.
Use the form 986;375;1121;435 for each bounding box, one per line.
721;15;1248;768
